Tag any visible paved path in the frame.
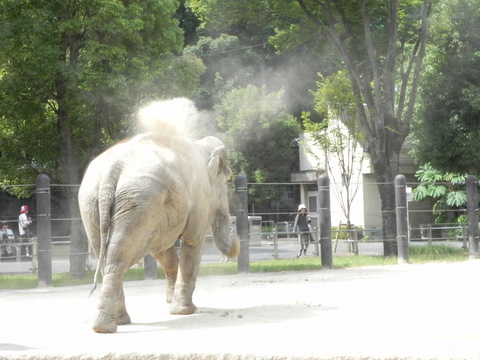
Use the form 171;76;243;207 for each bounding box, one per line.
1;260;479;359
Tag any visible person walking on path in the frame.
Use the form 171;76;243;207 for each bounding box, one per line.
293;204;311;258
18;205;32;257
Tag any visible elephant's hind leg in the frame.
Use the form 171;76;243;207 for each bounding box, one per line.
169;237;203;315
93;261;129;333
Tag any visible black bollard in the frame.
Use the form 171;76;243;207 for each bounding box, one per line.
36;174;52;287
395;174;409;264
144;254;158;279
235;174;249;273
466;175;480;258
318;174;332;269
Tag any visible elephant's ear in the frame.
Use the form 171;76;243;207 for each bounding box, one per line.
208;146;232;180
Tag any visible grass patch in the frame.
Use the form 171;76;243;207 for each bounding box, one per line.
0;244;469;290
333;255;397;268
409;244;468;262
0;274;38;289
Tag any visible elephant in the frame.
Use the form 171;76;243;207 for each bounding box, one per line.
78;131;240;333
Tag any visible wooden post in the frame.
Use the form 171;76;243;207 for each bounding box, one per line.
235;174;249;272
36;174;52;287
273;227;278;260
395;174;409;264
318;174;332;269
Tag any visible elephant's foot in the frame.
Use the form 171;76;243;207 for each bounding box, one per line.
92;311;118;333
169;301;197;315
116;310;131;325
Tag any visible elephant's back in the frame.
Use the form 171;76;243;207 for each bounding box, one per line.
102;134;208;246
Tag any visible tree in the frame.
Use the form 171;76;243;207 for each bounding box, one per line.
215;85;301;210
304;71;366;231
0;0;204;275
411;0;480;174
190;0;431;256
184;34;265;110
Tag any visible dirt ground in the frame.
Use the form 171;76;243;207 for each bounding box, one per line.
1;260;480;360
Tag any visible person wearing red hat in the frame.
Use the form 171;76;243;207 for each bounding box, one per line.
18;205;32;257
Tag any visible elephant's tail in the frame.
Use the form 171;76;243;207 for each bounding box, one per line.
90;162;123;296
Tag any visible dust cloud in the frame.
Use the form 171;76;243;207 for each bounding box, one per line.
136;98;199;138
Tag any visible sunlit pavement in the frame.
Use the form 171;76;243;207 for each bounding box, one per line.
0;260;479;360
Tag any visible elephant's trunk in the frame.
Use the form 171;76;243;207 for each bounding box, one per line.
212;211;240;258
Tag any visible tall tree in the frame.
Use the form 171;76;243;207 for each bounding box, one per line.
0;0;204;275
304;70;366;232
411;0;480;174
215;85;301;210
184;33;265;110
190;0;431;256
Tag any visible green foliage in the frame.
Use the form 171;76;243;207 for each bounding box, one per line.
187;0;432;257
304;70;366;225
0;0;203;191
413;164;469;223
215;85;301;204
312;71;357;120
184;34;263;109
306;70;365;151
412;0;480;173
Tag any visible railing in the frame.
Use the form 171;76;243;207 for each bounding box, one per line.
0;237;37;271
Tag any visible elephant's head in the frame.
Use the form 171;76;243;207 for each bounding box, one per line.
196;136;239;258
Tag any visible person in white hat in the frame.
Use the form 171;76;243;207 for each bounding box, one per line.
293;204;311;258
18;205;32;257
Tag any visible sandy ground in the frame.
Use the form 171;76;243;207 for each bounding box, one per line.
1;260;480;360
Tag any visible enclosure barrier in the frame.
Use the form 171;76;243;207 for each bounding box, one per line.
2;173;480;285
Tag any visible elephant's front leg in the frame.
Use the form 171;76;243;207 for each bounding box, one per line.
169;238;203;315
92;261;129;333
154;245;179;304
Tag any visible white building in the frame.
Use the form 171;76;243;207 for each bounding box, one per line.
291;130;433;239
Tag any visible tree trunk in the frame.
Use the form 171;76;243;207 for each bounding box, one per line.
369;147;399;257
55;70;87;277
377;180;398;257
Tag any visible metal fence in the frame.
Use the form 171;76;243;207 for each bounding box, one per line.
0;174;478;278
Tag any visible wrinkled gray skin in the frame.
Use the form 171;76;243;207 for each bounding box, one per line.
78;133;240;333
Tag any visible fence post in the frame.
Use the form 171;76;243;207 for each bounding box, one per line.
314;227;320;256
144;254;158;279
466;175;480;258
273;227;278;260
36;174;52;287
235;174;249;273
318;174;332;269
395;174;409;264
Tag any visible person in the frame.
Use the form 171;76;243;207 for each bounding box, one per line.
18;205;32;257
293;204;311;258
0;221;15;258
